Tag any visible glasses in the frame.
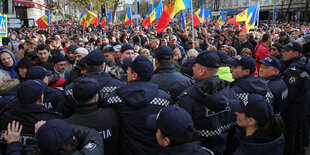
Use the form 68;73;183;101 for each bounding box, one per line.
271;48;277;51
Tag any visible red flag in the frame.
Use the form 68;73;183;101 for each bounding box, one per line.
101;17;106;28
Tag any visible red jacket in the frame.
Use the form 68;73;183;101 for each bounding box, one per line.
255;43;270;71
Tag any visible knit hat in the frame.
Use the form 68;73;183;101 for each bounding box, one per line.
52;53;66;64
67;44;79;53
15;57;32;72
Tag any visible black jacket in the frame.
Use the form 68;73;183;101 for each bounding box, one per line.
65;104;120;155
236;40;254;55
158;141;213;155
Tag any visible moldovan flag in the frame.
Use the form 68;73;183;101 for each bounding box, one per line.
227;2;258;25
124;6;133;26
85;11;98;26
107;11;112;22
156;0;191;34
216;10;225;27
143;4;154;27
191;3;204;27
101;17;106;28
181;10;186;29
240;2;259;34
204;9;210;23
36;11;50;28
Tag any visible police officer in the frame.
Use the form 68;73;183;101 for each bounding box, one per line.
258;56;288;114
63;50;125;118
26;66;66;113
65;78;120;155
104;55;172;155
227;55;274;103
176;51;236;155
151;46;193;101
281;41;310;155
146;106;213;155
0;80;61;152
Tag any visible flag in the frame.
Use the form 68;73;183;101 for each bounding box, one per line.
124;6;133;26
181;10;186;29
228;2;259;25
115;12;119;23
138;29;144;35
79;11;85;21
156;0;191;34
216;10;225;27
36;11;50;28
295;12;300;22
143;4;154;27
191;3;204;27
155;1;163;20
204;9;209;22
88;3;92;11
107;11;112;22
240;2;260;34
101;17;106;28
84;10;98;26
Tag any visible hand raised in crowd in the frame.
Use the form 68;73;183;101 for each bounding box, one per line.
34;120;47;134
4;120;23;144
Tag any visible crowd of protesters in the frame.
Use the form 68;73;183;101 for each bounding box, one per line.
0;18;310;155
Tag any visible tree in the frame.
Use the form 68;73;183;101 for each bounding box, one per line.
68;0;114;13
112;0;124;23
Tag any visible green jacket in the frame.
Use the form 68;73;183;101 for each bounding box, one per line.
217;66;234;82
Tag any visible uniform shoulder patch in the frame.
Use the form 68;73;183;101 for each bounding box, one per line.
83;142;96;151
288;76;297;84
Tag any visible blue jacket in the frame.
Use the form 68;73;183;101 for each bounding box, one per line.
176;76;237;154
158;141;213;155
63;70;125;118
233;130;285;155
232;75;274;104
282;56;310;120
0;47;18;78
151;64;193;101
264;74;288;114
105;81;171;155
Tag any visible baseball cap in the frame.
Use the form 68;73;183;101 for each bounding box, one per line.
215;50;228;64
170;35;177;40
154;46;173;60
17;80;45;104
26;66;53;80
36;119;74;155
230;94;274;123
124;55;154;78
85;50;107;66
146;106;193;137
120;44;134;53
73;78;100;102
75;47;89;55
188;50;220;68
227;55;256;74
282;41;303;53
258;56;281;70
113;45;122;52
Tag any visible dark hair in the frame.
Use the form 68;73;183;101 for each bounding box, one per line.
157;59;173;66
36;44;50;52
36;141;78;155
262;33;271;42
161;126;201;147
247;114;284;140
128;68;152;81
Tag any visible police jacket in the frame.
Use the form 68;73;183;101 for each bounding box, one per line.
0;104;61;153
151;64;193;101
264;74;288;114
43;86;67;113
232;74;274;104
282;56;310;119
158;141;213;155
176;76;237;154
65;104;120;155
105;81;171;155
232;129;285;155
63;70;125;118
9;125;104;155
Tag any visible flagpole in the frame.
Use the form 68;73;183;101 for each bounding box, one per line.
256;2;260;28
190;2;195;49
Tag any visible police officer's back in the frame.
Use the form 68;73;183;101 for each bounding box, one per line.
0;80;61;152
65;78;120;155
104;55;172;155
151;46;193;101
176;51;236;155
63;50;125;117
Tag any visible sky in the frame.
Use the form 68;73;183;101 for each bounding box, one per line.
125;0;134;4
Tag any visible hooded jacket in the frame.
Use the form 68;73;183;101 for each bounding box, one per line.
177;76;237;154
158;141;213;155
0;47;19;77
232;129;285;155
105;81;171;155
232;75;274;104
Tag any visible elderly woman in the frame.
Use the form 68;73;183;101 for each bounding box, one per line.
0;47;19;77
